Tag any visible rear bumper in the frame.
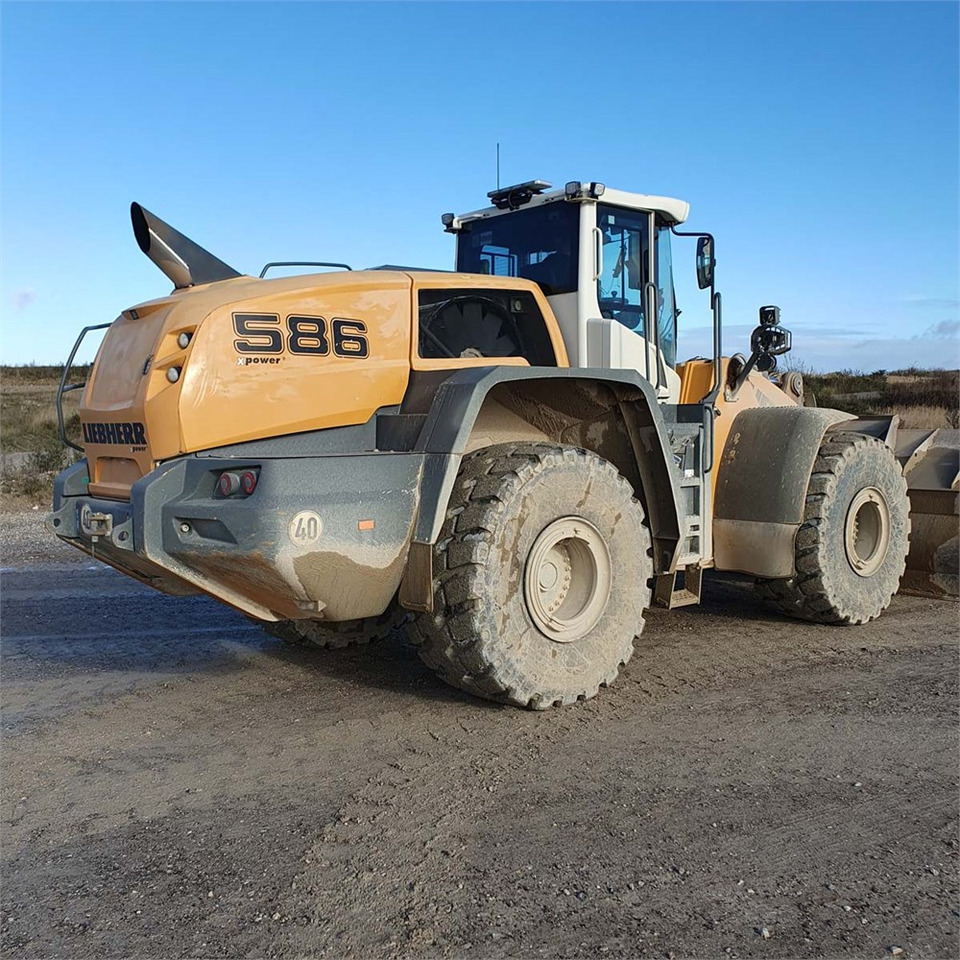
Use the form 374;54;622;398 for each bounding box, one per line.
50;453;424;621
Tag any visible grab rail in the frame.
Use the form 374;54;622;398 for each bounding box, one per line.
259;261;352;278
57;323;111;452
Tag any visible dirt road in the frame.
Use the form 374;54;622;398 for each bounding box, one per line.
2;513;957;959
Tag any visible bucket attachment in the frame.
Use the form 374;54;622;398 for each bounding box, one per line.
897;429;959;599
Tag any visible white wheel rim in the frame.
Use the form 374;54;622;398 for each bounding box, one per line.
844;486;891;578
523;517;612;642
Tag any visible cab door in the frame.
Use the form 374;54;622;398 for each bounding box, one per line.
588;204;680;401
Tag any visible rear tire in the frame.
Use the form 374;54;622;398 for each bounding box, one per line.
756;432;909;624
265;603;409;649
407;443;653;709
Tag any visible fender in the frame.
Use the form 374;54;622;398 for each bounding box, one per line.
713;406;855;577
400;365;689;612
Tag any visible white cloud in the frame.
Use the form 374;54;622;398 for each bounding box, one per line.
680;323;960;373
918;320;960;340
11;288;36;310
900;296;960;309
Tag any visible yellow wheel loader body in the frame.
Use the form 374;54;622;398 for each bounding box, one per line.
49;186;956;709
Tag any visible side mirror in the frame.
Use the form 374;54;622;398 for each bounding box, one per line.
696;237;715;290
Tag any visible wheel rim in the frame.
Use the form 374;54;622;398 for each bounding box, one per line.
844;487;891;577
523;517;612;642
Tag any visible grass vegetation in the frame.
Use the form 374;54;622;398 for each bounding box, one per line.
0;364;957;510
801;367;960;429
1;365;89;508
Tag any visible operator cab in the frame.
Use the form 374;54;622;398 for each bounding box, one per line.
445;180;689;401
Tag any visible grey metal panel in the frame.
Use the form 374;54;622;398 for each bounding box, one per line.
714;406;852;525
58;452;426;623
52;459;90;507
414;453;463;544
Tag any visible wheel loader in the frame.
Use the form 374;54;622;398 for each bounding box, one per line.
50;179;959;708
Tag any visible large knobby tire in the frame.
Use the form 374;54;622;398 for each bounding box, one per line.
265;603;410;650
407;443;653;709
756;432;909;624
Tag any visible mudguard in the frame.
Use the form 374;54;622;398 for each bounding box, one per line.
400;366;690;611
713;406;854;577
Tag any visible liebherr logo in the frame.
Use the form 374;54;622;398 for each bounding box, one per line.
82;421;147;448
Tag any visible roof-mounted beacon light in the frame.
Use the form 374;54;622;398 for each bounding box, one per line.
487;179;552;211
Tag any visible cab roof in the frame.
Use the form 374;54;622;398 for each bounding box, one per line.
454;181;690;226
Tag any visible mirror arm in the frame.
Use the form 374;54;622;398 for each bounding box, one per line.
671;227;721;408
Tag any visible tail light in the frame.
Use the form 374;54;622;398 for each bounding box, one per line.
218;472;240;497
216;468;259;498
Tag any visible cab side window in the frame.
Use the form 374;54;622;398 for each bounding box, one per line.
417;288;557;365
597;205;650;333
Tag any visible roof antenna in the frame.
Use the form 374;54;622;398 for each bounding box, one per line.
496;142;500;190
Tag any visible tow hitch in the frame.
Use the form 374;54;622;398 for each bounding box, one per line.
80;504;114;538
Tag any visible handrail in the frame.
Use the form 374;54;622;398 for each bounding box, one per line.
708;290;722;406
592;227;603;282
643;280;663;393
57;322;111;452
259;261;352;278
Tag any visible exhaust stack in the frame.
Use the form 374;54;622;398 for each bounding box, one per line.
130;202;242;289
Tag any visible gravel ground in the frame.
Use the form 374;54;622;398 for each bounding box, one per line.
1;509;958;959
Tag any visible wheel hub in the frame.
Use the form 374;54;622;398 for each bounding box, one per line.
844;486;891;578
523;517;612;642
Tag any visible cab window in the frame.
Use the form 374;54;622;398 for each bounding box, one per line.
455;203;580;295
655;223;677;367
417;288;557;365
597;205;649;333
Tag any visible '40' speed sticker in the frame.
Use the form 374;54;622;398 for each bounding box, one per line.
289;510;323;545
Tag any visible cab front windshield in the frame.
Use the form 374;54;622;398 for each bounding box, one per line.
455;201;580;295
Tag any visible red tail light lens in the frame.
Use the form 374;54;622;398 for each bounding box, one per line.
240;470;258;495
218;472;240;497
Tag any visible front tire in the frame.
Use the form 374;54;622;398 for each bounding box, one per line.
756;432;909;624
407;444;653;709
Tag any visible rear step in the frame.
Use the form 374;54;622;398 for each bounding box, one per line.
654;565;703;609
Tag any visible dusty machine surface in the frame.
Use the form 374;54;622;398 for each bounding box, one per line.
50;180;959;708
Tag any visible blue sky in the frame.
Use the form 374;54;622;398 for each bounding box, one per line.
2;0;958;371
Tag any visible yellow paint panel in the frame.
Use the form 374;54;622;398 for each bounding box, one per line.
82;271;415;498
82;269;573;500
178;273;412;452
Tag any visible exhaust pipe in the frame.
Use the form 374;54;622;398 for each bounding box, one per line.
130;202;242;289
